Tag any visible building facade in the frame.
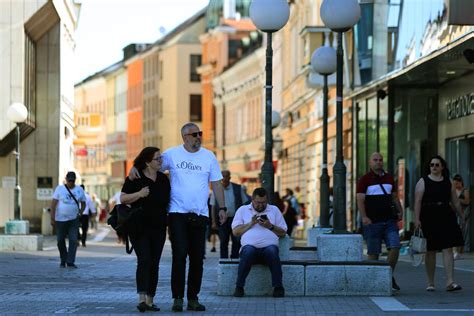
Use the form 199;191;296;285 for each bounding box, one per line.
0;0;80;230
351;0;474;246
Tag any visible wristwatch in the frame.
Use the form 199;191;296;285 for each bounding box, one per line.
219;207;227;212
269;225;275;231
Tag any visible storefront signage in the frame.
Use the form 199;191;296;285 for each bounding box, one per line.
446;93;474;120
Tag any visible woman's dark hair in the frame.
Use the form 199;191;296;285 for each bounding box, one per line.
133;147;160;171
427;154;450;179
453;174;464;185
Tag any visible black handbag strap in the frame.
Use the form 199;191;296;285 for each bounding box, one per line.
378;183;390;196
65;185;81;213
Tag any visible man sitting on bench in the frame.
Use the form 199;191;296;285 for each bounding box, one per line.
231;187;287;297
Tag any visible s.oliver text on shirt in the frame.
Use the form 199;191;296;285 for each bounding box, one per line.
176;161;203;171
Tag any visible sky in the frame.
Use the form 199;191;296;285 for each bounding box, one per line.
74;0;209;83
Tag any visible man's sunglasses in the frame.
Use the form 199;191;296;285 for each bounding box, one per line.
185;131;203;137
430;163;440;167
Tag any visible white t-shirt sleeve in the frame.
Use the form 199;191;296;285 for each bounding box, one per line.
231;206;245;229
161;151;171;172
52;186;62;200
274;207;287;231
209;154;223;182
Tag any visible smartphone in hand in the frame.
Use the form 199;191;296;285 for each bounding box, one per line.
258;214;268;221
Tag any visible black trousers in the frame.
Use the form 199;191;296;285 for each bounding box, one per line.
131;227;166;296
168;213;207;300
79;215;89;245
218;217;240;259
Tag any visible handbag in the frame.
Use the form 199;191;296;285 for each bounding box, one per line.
410;227;427;253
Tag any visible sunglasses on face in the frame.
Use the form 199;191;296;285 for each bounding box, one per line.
185;131;203;137
430;163;440;167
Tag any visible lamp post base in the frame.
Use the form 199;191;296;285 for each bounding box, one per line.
5;220;30;234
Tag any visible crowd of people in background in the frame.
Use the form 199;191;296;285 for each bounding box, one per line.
50;125;471;311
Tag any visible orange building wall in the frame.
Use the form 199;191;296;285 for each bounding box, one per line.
126;58;143;173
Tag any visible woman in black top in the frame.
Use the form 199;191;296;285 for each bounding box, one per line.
121;147;170;312
414;155;465;292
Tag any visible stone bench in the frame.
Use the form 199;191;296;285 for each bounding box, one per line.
217;260;391;296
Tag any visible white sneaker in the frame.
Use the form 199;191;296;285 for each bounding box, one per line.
453;253;462;260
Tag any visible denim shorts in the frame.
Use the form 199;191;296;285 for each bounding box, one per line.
363;219;401;255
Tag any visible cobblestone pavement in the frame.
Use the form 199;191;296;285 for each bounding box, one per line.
0;226;473;315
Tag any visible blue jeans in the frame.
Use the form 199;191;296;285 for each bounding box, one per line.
236;245;283;288
363;219;401;255
168;213;207;300
56;218;80;264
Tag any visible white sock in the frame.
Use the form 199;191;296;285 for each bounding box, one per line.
139;293;146;303
146;295;154;305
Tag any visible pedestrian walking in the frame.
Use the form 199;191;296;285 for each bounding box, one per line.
210;170;249;259
50;171;86;268
414;155;465;292
78;184;95;247
282;199;297;237
453;174;470;257
120;146;170;312
356;152;403;291
129;123;226;312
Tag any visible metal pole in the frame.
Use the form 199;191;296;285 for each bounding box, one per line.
261;32;275;202
320;74;330;227
333;31;347;232
14;124;21;220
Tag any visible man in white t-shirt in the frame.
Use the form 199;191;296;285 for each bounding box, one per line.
50;171;86;268
129;122;226;312
231;188;287;298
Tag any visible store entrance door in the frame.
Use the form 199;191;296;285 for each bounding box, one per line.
447;136;474;252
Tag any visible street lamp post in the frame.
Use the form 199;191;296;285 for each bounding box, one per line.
320;0;360;232
7;102;28;220
311;45;337;228
250;0;289;202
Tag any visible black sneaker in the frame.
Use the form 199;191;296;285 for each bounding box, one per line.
392;277;400;291
145;304;160;311
59;262;66;268
172;298;183;312
66;263;78;269
233;286;244;297
136;302;147;313
187;299;205;311
273;286;285;298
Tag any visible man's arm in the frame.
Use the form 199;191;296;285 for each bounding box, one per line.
356;193;371;225
414;178;425;228
233;215;258;237
211;180;227;224
392;193;403;221
50;199;58;226
258;217;287;237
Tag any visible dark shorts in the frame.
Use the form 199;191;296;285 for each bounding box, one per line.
363;219;401;255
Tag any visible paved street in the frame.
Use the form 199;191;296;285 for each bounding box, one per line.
0;226;473;315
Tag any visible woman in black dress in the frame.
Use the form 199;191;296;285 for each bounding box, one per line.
120;147;170;312
414;155;465;292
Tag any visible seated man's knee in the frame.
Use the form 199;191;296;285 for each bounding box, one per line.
263;245;279;258
240;245;257;258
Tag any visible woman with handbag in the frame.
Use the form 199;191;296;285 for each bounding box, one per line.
120;147;170;312
414;155;465;292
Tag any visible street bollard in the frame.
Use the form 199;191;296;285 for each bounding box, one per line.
41;207;53;235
